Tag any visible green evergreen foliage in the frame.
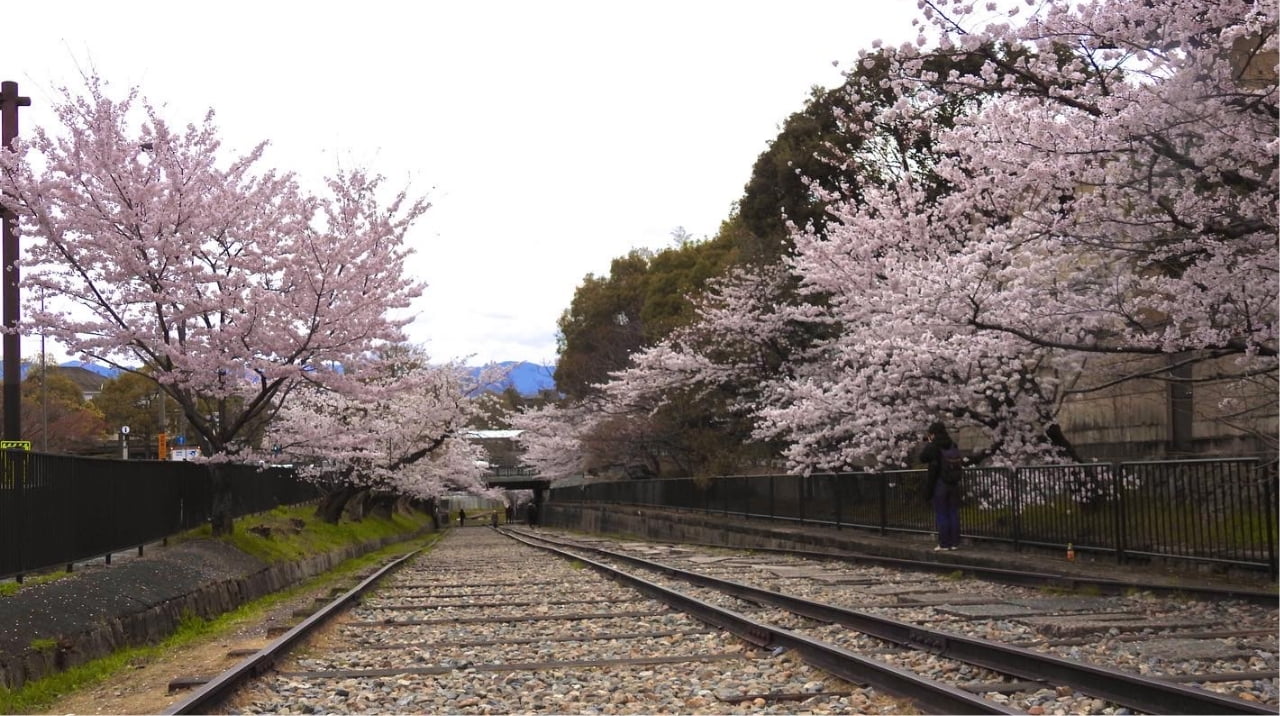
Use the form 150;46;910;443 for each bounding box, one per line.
7;364;108;452
556;236;735;400
549;48;1001;476
736;84;858;263
91;371;166;441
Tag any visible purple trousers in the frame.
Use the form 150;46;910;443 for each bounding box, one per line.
932;482;961;548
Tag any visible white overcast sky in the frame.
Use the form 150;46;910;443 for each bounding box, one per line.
2;1;919;367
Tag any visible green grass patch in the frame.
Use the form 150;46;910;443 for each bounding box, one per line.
27;638;56;654
0;643;139;714
0;605;228;713
176;504;433;564
0;571;72;599
0;525;439;714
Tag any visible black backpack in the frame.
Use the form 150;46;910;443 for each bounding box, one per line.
939;446;964;485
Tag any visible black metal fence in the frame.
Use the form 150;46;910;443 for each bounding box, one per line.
0;451;321;581
550;458;1278;574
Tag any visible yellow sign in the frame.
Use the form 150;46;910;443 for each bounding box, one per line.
0;441;28;489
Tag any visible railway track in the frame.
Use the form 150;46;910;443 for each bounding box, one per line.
167;528;920;714
514;527;1278;714
164;526;1277;715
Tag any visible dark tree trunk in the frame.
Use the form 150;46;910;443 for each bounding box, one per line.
368;493;404;520
425;498;440;531
343;488;372;521
209;463;234;536
1046;423;1082;463
315;484;359;524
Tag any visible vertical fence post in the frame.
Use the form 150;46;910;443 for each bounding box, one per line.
835;474;842;530
798;476;806;524
878;474;887;536
1113;463;1127;564
1263;462;1277;579
769;475;775;520
1010;466;1022;552
14;449;24;582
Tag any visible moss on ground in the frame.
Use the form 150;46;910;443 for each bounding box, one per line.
189;504;434;563
0;571;71;598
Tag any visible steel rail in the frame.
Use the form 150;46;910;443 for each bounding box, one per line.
506;527;1274;716
636;525;1278;606
740;543;1279;606
499;528;1016;715
162;549;421;715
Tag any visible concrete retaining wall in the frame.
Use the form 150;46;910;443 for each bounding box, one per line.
0;531;421;690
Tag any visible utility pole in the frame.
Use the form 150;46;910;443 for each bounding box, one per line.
157;389;167;460
1;81;30;443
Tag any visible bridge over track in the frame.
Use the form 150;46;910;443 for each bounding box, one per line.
481;468;551;515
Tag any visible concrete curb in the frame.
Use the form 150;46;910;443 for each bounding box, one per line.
0;529;428;690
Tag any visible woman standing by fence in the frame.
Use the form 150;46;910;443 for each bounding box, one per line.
921;421;962;551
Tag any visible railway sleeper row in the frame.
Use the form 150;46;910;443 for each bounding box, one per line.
506;527;1276;715
166;528;1274;715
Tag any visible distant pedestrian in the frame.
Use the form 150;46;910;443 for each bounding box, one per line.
921;421;962;551
458;508;466;526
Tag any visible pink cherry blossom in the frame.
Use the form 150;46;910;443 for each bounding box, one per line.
540;0;1276;474
0;75;429;458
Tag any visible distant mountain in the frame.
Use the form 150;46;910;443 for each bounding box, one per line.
25;359;558;397
15;360;120;381
60;361;120;379
470;361;557;397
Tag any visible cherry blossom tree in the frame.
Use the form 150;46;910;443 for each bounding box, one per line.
529;266;809;478
0;77;426;456
874;0;1276;357
597;266;813;466
0;76;429;531
511;400;603;480
266;349;493;522
775;0;1277;465
588;0;1276;472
